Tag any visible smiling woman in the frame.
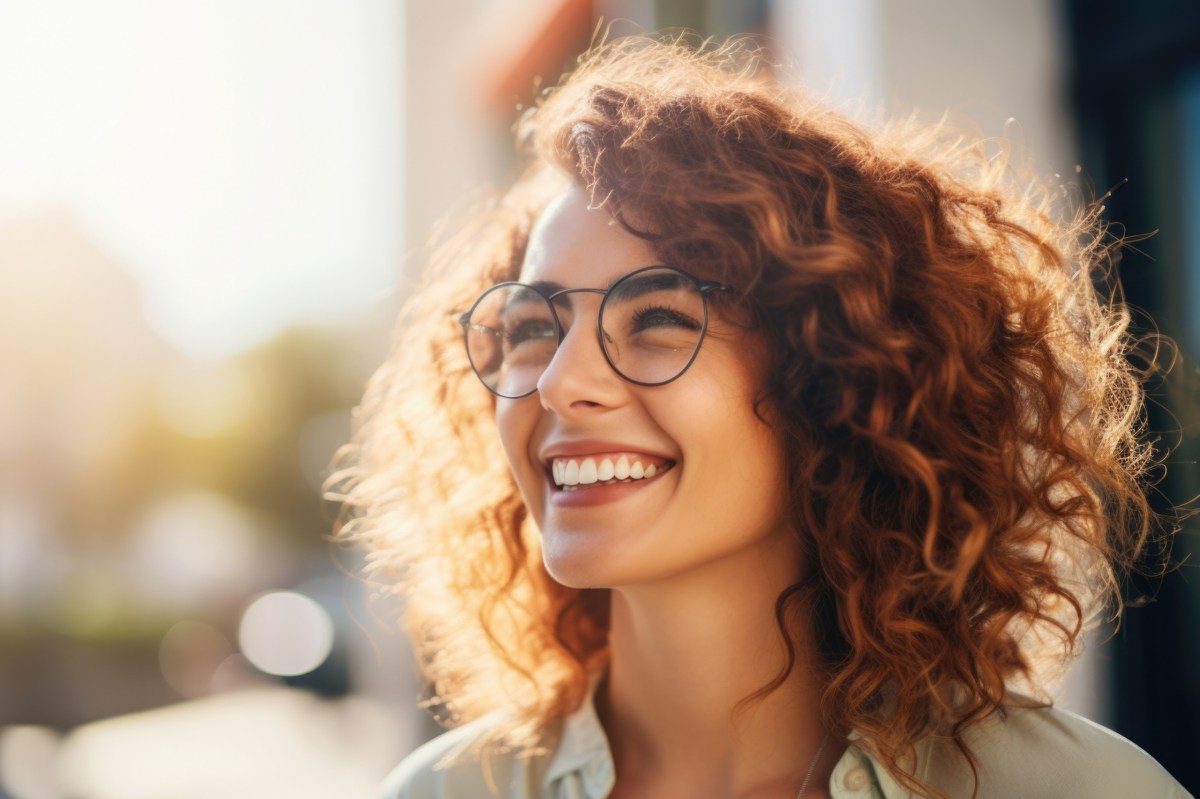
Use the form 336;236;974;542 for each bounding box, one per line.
330;35;1192;799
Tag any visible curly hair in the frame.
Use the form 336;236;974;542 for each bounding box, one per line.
331;35;1169;799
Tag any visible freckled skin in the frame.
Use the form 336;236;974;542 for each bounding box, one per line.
496;185;797;591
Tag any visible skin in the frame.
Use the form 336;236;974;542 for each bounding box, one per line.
496;184;841;798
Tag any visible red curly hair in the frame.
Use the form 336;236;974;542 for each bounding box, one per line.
331;36;1167;798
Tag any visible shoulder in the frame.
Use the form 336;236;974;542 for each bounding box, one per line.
913;703;1192;799
377;716;553;799
376;718;488;799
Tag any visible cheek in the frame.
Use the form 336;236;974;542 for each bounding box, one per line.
667;351;788;502
495;399;543;501
495;399;526;466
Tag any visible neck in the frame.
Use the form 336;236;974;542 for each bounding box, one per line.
596;534;835;797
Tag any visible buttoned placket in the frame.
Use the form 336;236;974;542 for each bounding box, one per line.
830;750;883;798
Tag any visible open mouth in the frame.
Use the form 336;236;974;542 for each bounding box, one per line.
549;454;675;491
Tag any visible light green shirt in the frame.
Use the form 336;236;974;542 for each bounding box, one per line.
380;686;1192;799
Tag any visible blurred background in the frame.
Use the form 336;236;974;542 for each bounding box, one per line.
0;1;1196;797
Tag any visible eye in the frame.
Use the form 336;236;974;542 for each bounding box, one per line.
503;318;557;348
629;305;702;332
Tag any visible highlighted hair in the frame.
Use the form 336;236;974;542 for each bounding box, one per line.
331;36;1172;798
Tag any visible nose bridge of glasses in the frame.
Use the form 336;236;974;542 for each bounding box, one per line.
529;286;619;397
546;286;608;334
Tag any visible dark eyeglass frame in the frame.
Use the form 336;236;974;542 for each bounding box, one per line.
458;265;733;398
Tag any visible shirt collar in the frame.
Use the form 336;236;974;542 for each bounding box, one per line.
540;677;911;799
542;676;615;798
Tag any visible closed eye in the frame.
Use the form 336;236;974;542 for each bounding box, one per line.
504;319;558;346
629;305;702;331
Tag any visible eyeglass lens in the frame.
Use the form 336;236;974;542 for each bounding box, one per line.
463;267;708;398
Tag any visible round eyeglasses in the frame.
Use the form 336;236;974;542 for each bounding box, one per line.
459;265;733;398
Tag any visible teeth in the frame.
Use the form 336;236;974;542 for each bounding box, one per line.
597;458;615;481
614;456;630;480
550;454;669;488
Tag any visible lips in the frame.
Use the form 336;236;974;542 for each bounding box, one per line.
549;452;674;489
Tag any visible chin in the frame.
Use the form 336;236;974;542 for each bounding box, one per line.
541;534;680;591
538;525;656;590
540;537;615;589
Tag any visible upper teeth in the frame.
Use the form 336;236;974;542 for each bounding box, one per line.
551;455;662;486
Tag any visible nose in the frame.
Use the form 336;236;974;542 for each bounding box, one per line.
535;298;627;414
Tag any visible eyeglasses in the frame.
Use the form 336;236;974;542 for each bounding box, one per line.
459;265;732;398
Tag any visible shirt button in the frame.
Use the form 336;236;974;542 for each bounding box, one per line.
843;766;869;791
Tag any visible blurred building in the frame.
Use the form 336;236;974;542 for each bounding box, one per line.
1067;0;1200;786
0;213;177;724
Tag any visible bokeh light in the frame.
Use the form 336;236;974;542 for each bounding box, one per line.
130;493;266;612
158;620;234;699
55;689;401;799
238;591;334;677
0;725;61;799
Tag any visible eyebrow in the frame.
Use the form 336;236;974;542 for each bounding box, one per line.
529;271;683;298
528;280;568;296
501;290;552;314
527;278;618;295
614;272;687;296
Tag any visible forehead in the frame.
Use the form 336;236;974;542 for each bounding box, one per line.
519;184;660;287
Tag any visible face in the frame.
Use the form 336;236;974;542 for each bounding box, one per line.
496;184;797;591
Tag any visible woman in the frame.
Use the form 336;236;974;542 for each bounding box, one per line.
335;36;1191;799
